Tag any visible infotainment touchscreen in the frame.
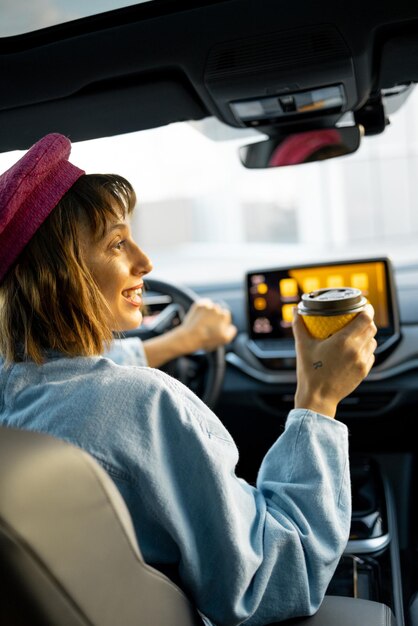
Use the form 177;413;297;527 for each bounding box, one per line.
246;258;399;349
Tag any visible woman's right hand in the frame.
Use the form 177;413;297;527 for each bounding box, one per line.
292;304;377;418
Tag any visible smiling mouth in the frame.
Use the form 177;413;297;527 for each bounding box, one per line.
122;287;143;306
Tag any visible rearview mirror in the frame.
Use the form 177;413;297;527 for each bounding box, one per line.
239;126;362;168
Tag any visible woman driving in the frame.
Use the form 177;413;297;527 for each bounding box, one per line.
0;134;377;626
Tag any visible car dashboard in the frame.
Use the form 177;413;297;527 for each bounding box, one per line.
142;256;418;463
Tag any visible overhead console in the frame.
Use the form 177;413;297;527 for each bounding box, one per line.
243;257;401;368
204;24;359;131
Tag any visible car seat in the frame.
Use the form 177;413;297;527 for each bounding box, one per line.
0;425;397;626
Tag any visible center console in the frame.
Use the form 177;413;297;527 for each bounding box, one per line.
239;259;405;622
327;456;404;625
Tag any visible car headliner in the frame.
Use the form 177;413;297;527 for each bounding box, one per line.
1;0;418;151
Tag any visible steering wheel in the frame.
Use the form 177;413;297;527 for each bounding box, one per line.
123;278;226;410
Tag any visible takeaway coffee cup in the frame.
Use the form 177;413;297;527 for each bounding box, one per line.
297;287;368;339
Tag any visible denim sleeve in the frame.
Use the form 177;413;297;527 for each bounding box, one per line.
112;370;350;626
104;337;148;366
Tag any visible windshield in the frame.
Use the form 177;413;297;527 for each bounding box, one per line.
0;0;152;37
1;89;418;287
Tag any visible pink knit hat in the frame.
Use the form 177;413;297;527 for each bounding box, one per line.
0;133;85;281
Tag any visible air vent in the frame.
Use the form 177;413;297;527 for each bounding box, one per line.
256;391;398;416
338;392;397;415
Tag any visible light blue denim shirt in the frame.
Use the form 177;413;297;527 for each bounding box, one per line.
0;338;351;626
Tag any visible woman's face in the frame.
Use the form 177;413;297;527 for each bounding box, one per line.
80;214;153;331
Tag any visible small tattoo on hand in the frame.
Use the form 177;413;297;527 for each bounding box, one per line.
313;361;323;369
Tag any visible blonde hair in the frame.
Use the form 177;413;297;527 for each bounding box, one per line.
0;174;136;364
